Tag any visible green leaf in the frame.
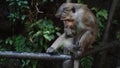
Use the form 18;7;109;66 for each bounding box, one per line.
98;21;104;28
9;2;15;6
77;0;82;3
17;1;22;6
80;56;94;68
91;7;98;12
33;31;42;38
39;38;44;45
5;38;13;45
55;27;60;31
0;40;3;43
22;1;28;4
43;31;50;34
56;32;61;36
21;15;26;21
29;31;34;36
49;35;55;40
43;34;51;41
14;35;26;52
97;10;108;20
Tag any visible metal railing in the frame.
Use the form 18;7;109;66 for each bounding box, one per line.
0;41;119;68
0;51;73;68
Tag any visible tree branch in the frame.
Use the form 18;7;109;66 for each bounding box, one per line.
99;0;119;67
79;41;120;58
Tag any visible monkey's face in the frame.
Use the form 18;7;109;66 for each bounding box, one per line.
56;3;76;37
64;21;76;37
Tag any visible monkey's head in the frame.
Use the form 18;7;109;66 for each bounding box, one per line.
55;3;86;21
55;3;76;21
55;3;77;37
55;3;87;37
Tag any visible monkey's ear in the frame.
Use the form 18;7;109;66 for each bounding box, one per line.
71;7;76;13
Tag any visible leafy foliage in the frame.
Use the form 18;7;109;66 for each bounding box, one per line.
25;18;60;52
29;18;60;42
6;0;29;23
80;56;94;68
77;0;83;3
92;7;108;43
14;35;31;52
0;0;61;67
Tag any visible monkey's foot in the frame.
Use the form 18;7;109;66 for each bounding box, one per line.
46;47;56;54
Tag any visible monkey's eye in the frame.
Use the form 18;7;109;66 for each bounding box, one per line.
71;7;75;13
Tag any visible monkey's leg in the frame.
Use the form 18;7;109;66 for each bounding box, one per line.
76;30;93;54
46;33;66;53
73;30;93;68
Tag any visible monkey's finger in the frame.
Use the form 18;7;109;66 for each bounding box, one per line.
46;47;56;54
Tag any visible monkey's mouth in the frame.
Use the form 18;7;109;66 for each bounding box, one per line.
61;17;74;24
63;19;75;37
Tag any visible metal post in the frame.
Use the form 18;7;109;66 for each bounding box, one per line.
63;60;73;68
74;60;79;68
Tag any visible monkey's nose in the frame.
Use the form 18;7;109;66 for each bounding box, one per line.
60;17;66;20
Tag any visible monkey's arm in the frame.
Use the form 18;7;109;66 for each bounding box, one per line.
46;33;66;53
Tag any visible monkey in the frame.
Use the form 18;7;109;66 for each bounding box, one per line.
46;3;98;68
46;3;98;57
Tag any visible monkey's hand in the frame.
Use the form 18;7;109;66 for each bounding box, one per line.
64;28;73;37
46;47;56;54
